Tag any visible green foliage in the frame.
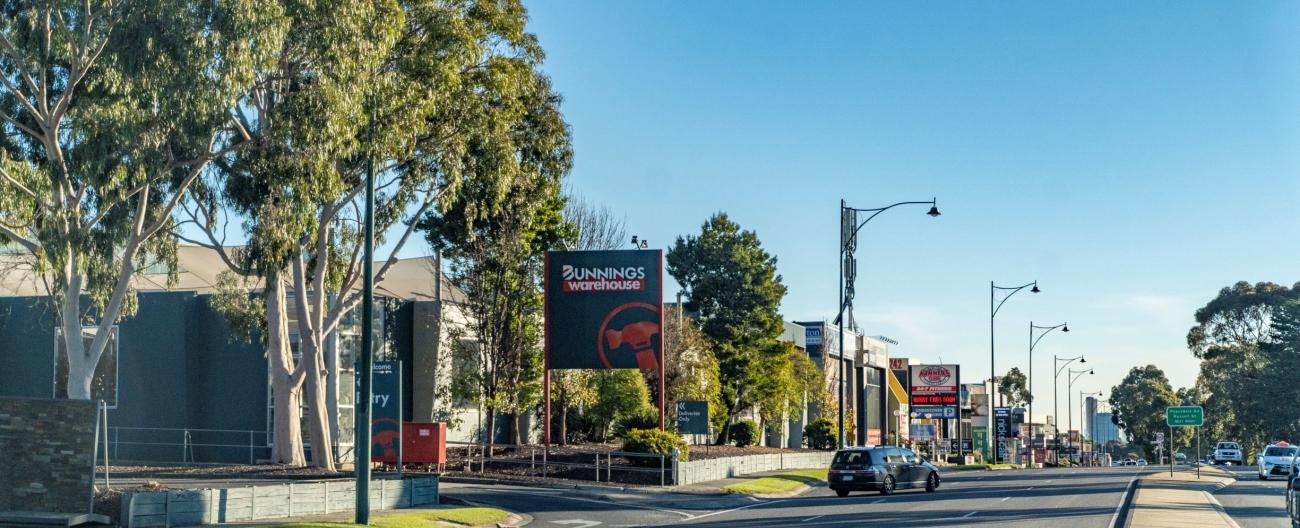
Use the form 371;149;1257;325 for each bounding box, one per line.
208;271;265;345
614;408;660;439
621;428;689;463
1108;365;1188;459
1184;282;1300;451
585;370;656;441
803;419;837;450
755;341;822;429
729;420;759;448
667;213;787;443
661;304;725;434
999;367;1032;407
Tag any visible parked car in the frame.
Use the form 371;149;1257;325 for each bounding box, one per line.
1214;441;1244;465
1286;461;1300;526
1258;442;1298;480
1137;459;1148;466
828;446;941;497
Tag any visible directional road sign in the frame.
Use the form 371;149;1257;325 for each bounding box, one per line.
1166;406;1204;427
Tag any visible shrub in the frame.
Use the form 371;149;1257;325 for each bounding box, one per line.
730;420;759;448
621;428;689;466
803;419;836;450
613;408;659;439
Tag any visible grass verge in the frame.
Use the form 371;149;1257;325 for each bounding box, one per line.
263;507;511;528
722;468;828;495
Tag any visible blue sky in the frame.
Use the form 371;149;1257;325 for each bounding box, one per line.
521;1;1300;422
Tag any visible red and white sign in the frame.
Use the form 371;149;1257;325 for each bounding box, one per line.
909;364;958;393
889;357;908;370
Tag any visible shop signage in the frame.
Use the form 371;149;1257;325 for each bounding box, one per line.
545;250;663;369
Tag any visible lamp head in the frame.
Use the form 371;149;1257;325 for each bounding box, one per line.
927;203;941;217
1079;356;1086;364
1030;282;1041;294
1089;369;1094;375
630;235;638;246
1062;324;1070;333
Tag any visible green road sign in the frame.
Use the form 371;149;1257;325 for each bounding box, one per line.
1167;406;1204;427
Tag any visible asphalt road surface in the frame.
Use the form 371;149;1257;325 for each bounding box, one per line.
1215;464;1291;528
445;466;1148;528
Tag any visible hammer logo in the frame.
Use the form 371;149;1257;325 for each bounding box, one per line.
597;302;661;369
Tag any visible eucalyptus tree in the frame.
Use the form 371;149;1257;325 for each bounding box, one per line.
180;0;561;467
0;0;282;399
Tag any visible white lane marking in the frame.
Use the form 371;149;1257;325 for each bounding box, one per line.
1000;496;1010;502
1026;487;1034;491
962;511;977;518
1107;473;1140;528
871;498;886;504
801;515;825;522
1203;491;1244;528
683;499;793;522
552;521;601;528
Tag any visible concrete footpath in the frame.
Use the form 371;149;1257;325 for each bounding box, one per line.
1126;465;1239;528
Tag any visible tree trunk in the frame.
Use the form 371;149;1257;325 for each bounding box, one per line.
302;336;335;470
510;411;522;445
559;400;568;446
61;263;96;400
267;278;306;466
484;406;497;457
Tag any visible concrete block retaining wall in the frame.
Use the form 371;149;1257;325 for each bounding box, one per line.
675;451;835;485
119;477;438;527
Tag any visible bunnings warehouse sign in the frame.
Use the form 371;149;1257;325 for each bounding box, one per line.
545;250;663;370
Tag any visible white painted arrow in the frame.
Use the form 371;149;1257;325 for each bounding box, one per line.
551;521;601;528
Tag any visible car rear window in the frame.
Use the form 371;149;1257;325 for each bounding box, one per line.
832;450;875;467
1265;447;1297;457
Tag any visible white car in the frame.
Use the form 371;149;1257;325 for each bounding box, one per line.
1257;442;1297;480
1214;441;1244;465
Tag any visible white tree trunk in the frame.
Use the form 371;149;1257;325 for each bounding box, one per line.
301;336;335;470
61;260;95;400
267;278;306;466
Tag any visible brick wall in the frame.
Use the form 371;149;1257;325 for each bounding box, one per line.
0;397;97;514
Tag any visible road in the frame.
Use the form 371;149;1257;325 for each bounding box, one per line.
443;466;1147;527
1215;464;1291;528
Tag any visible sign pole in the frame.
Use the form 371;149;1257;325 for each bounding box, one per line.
543;254;551;448
1197;427;1201;479
1169;424;1173;477
658;252;666;432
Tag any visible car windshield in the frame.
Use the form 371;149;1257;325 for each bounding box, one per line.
1219;443;1239;450
1265;447;1297;457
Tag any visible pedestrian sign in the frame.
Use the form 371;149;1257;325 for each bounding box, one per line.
1166;406;1204;427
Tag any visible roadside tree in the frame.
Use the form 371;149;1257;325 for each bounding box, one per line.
667;213;788;444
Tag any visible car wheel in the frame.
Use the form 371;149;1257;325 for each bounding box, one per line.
835;489;850;497
925;472;939;492
879;475;896;496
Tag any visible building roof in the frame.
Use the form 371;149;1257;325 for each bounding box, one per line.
0;244;466;303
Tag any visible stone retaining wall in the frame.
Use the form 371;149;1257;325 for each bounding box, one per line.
675;451;835;485
0;397;98;514
119;477;438;527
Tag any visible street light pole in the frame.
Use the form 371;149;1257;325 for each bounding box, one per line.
990;281;1039;463
1053;354;1084;463
1066;368;1093;464
1028;322;1068;466
838;198;939;447
355;125;376;524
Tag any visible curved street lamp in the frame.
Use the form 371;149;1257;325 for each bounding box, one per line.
1026;322;1068;465
989;280;1039;462
838;198;939;448
1053;354;1085;461
1066;368;1094;462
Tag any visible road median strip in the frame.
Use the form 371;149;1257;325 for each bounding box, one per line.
721;469;827;497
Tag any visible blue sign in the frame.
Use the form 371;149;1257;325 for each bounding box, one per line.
370;360;402;462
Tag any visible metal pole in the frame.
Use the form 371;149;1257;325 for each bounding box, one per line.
1197;427;1201;479
102;401;109;490
355;126;376;525
1053;356;1059;464
838;200;845;448
1067;376;1072;465
989;281;996;463
1169;425;1174;477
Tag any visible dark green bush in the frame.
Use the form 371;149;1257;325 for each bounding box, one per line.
613;408;659;439
730;420;759;448
621;428;689;466
803;419;836;450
